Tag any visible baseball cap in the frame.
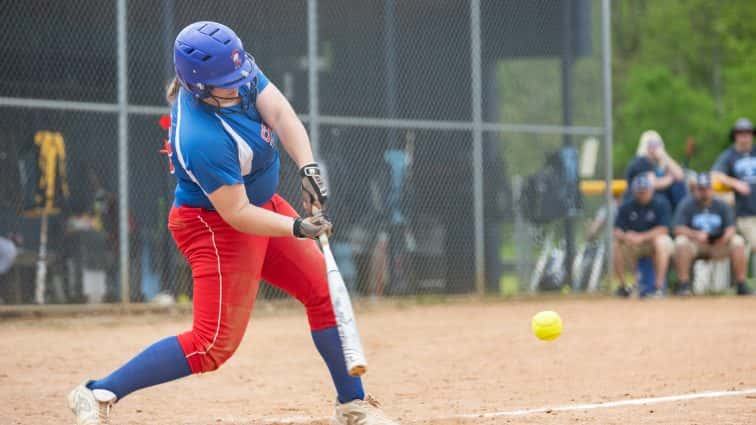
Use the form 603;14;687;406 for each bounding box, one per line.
695;172;712;189
631;174;652;193
733;117;754;133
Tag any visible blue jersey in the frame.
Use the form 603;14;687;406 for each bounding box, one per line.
169;70;279;210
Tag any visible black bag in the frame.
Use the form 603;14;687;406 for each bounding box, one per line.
520;166;564;224
520;148;583;224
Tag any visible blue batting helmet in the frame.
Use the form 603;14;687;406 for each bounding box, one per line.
173;21;258;98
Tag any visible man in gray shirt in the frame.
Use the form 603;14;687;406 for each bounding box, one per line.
673;172;750;295
712;118;756;255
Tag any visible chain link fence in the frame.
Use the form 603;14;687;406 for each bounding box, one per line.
0;0;612;306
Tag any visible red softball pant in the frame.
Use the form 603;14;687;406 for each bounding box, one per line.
168;194;336;374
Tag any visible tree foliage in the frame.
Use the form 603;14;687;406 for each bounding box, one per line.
613;0;756;172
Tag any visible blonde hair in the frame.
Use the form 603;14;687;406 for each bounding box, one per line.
165;77;181;104
636;130;671;165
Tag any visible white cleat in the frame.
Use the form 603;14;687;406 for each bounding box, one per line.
333;394;399;425
67;382;117;425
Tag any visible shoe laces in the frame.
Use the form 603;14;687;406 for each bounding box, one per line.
363;394;392;420
365;394;382;409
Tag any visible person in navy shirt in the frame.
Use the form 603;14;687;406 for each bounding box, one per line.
624;130;687;211
673;172;749;295
68;21;398;425
614;174;674;297
712;117;756;263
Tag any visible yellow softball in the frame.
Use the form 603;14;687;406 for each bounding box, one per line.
532;310;562;341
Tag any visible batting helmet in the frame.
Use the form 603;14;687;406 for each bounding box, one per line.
173;21;258;98
729;117;755;142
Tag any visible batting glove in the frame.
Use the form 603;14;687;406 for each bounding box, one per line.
293;214;333;239
300;163;328;216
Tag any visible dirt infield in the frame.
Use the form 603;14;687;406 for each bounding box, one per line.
1;297;755;424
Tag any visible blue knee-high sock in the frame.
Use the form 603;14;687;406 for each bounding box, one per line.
312;326;365;404
88;336;192;400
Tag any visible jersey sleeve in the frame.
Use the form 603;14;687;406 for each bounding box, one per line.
625;156;654;184
712;150;732;175
256;69;271;94
185;139;243;195
673;198;692;228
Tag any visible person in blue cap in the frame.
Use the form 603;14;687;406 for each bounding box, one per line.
67;21;398;425
613;174;674;297
673;172;750;295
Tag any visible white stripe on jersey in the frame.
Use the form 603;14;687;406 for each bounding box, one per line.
174;90;208;195
215;114;254;176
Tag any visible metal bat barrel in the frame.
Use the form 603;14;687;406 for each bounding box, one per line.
319;233;368;377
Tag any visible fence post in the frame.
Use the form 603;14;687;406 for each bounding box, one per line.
308;0;319;157
601;0;614;291
117;0;130;304
470;0;485;296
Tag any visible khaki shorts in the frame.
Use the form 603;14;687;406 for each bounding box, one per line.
737;217;756;249
674;234;745;259
618;234;674;262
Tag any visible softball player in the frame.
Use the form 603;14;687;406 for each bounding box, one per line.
68;21;397;425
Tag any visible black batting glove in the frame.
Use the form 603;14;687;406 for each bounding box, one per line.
293;214;333;239
300;163;328;216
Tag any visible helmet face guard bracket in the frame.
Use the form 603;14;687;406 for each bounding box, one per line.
205;76;260;115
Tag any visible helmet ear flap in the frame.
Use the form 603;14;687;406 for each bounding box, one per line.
176;72;212;99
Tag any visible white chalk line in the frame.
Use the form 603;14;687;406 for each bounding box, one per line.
446;388;756;420
260;387;756;424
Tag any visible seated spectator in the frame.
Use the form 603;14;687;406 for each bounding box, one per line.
613;175;674;297
673;172;750;295
712;117;756;264
625;130;687;210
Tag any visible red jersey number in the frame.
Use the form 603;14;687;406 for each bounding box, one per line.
261;123;273;145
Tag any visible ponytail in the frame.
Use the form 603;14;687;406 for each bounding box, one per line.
165;77;181;104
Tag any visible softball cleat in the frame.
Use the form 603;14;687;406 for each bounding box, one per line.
333;394;399;425
67;381;116;425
